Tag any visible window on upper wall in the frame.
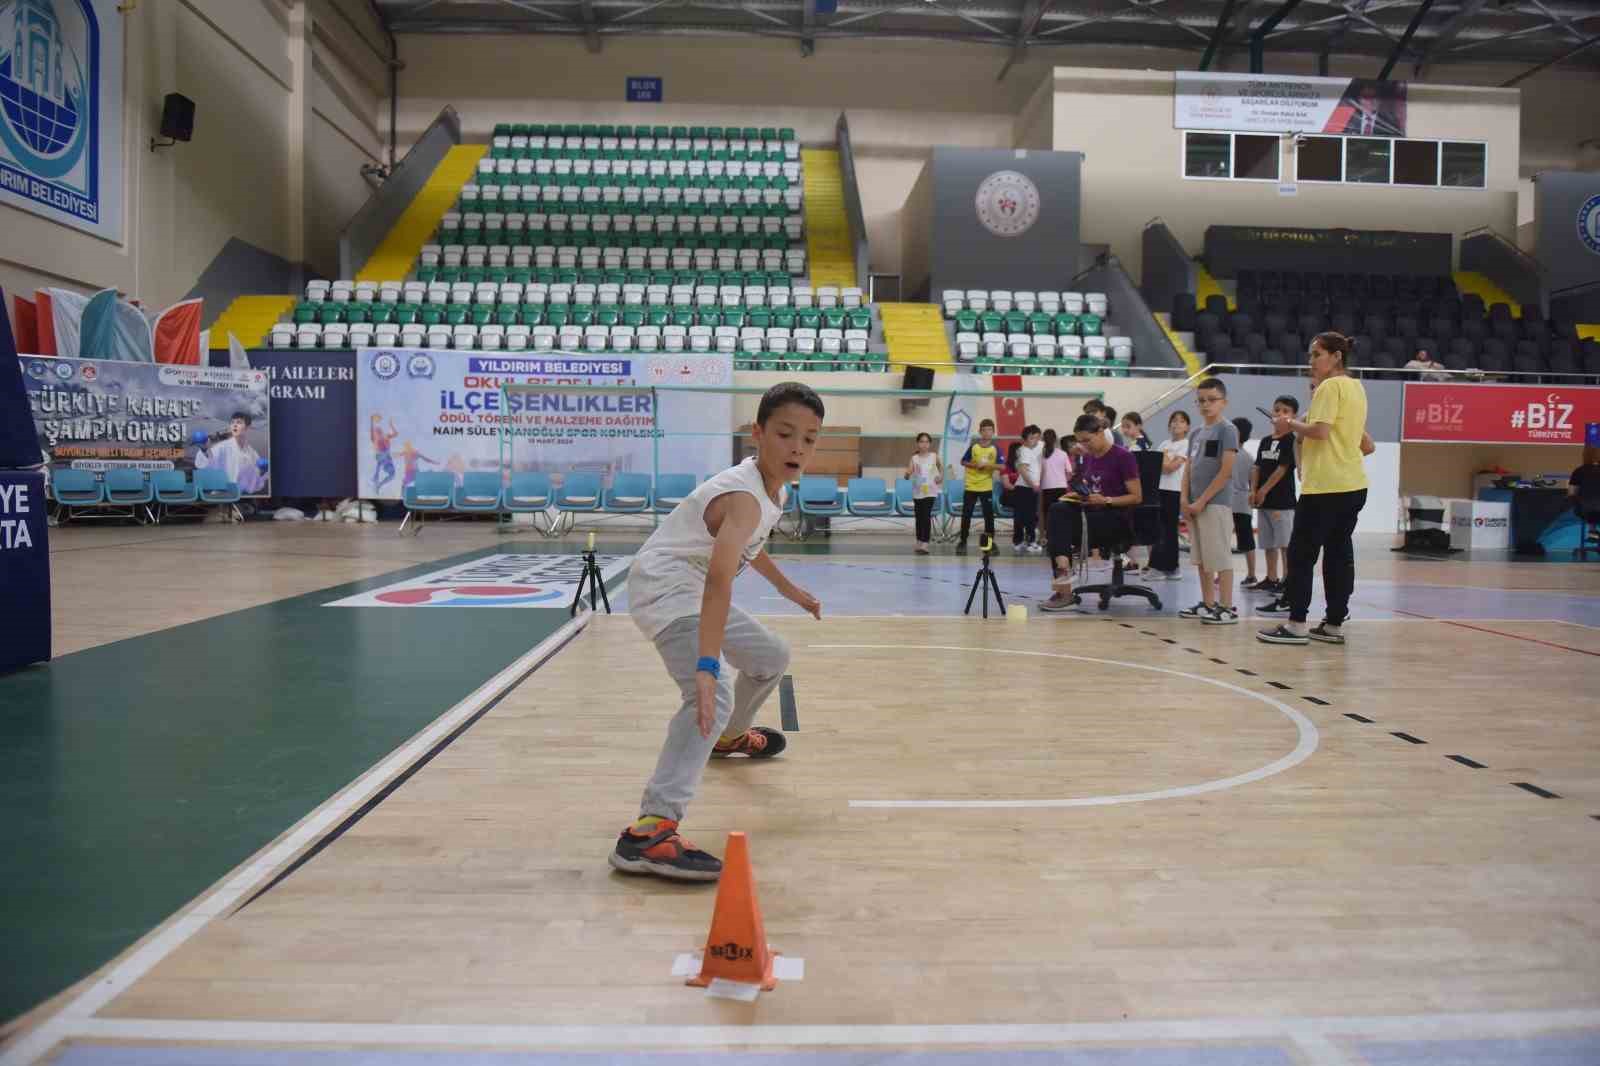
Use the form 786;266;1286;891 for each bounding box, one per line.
1394;139;1440;186
1345;138;1392;183
1184;132;1232;178
1183;130;1486;190
1234;134;1280;180
1296;136;1343;182
1442;142;1488;188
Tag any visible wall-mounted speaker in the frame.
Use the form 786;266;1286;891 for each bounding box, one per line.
160;93;195;142
900;364;935;414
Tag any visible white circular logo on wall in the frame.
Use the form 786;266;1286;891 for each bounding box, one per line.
1579;194;1600;256
975;171;1041;238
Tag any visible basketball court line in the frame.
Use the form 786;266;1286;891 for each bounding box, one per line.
1380;608;1600;657
0;613;594;1066
816;644;1318;810
36;1008;1600;1059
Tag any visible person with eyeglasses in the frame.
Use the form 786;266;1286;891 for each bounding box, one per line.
1258;333;1375;647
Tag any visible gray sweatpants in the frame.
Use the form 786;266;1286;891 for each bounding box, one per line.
639;605;790;822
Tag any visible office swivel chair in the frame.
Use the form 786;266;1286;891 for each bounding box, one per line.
1077;449;1165;611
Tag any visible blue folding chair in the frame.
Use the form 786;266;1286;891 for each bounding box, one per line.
603;472;652;513
503;471;554;535
152;469;202;524
894;478;919;517
796;475;843;538
652;474;696;513
194;468;244;522
845;476;894;522
453;471;503;514
554;471;602;534
49;468;103;523
938;477;966;540
400;470;454;535
104;468;156;524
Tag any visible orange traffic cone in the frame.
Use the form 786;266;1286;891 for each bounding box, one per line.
687;831;778;990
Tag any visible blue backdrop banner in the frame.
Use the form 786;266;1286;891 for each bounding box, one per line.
247;349;357;499
0;470;51;673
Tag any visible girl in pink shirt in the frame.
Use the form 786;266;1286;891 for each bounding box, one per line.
1038;428;1074;554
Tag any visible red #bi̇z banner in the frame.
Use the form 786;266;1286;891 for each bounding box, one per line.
1402;382;1600;444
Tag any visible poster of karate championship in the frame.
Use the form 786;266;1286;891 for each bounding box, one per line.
22;356;272;495
1175;72;1408;137
354;348;734;500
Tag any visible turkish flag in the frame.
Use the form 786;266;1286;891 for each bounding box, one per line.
992;373;1026;442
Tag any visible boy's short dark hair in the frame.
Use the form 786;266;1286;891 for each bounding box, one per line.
1082;399;1104;414
1273;394;1300;414
1101;406;1117;425
757;381;824;425
1072;413;1103;435
1122;411;1143;427
1232;416;1253;442
230;411;253;425
1022;423;1040;438
979;418;995;430
1196;377;1227;397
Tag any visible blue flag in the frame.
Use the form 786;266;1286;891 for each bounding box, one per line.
0;288;45;468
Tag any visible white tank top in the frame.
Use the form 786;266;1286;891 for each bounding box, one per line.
627;457;785;638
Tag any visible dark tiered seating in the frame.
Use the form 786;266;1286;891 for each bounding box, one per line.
1175;270;1592;382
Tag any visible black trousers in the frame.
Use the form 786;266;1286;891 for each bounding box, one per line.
1040;488;1067;556
959;489;995;544
1046;500;1129;576
1285;488;1367;626
1150;489;1182;573
1011;486;1038;545
913;496;935;543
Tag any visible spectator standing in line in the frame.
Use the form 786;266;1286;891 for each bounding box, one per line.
1251;395;1299;602
1149;410;1190;579
1231;416;1261;589
1179;379;1240;625
1038;428;1073;562
1013;424;1044;553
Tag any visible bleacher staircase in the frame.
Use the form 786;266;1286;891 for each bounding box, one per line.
878;303;952;368
800;149;855;291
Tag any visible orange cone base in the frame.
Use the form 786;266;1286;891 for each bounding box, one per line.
687;951;779;991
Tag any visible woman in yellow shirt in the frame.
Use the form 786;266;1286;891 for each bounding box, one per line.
1258;332;1374;647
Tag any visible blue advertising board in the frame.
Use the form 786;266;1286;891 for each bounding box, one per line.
0;470;50;673
247;349;357;499
626;77;662;102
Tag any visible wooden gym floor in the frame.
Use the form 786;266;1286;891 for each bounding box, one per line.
3;522;1599;1066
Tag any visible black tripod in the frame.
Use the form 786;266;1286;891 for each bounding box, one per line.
570;547;612;616
962;536;1006;618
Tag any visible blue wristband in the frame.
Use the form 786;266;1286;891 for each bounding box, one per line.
696;656;721;678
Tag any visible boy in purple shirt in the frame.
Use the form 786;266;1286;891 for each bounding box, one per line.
1039;414;1143;612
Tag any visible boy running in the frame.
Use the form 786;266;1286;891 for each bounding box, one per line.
610;382;825;882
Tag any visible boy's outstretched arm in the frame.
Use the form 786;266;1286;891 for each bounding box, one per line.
751;550;822;620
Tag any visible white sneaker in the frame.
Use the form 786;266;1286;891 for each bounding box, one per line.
1202;606;1239;625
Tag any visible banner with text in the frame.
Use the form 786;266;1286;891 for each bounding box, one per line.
1402;382;1600;445
0;0;124;241
0;471;50;672
1175;72;1407;137
22;356;273;494
354;347;734;500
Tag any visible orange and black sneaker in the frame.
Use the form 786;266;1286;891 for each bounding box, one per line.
710;726;788;759
609;819;722;882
